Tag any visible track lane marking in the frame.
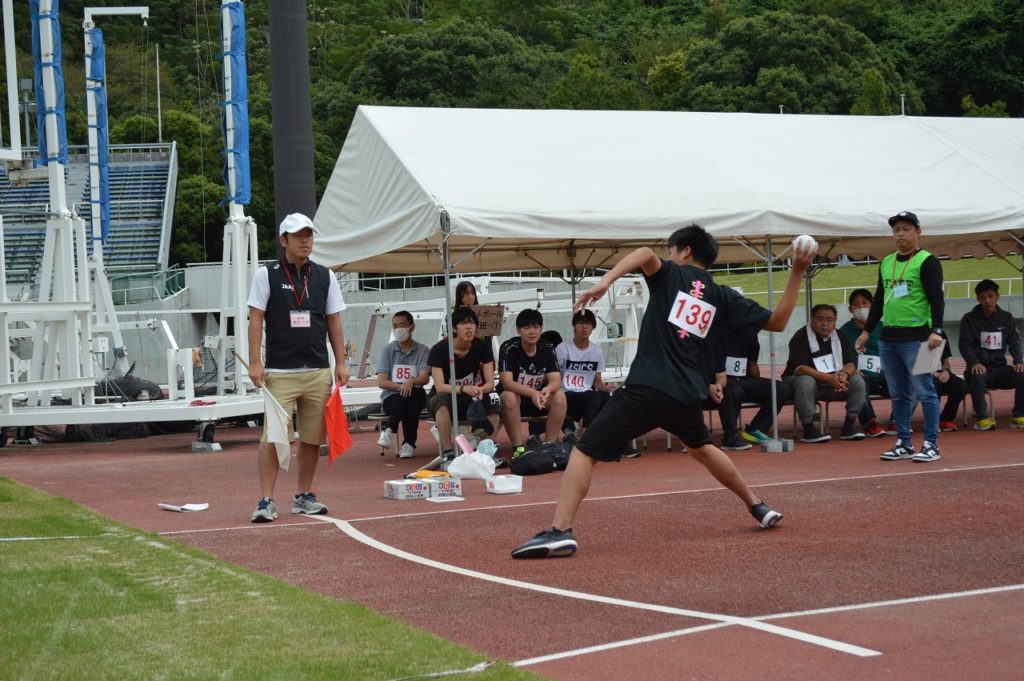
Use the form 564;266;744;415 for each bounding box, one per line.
317;515;881;658
341;461;1024;523
512;583;1024;667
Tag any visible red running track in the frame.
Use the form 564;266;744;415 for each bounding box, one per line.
2;394;1023;680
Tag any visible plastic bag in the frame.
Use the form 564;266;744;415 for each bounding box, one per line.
447;451;497;479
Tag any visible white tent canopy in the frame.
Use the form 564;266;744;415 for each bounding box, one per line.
314;106;1024;273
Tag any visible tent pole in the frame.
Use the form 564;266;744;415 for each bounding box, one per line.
766;235;779;442
440;211;460;442
1007;231;1024;319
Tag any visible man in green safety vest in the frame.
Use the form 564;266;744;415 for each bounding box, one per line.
856;211;946;463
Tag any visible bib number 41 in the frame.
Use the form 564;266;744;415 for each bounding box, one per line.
668;291;717;339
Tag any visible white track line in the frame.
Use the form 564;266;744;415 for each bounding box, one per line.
0;533;117;542
159;521;317;536
317;515;881;658
512;583;1024;667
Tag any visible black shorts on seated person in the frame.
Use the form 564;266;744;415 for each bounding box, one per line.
577;384;711;461
427;392;499;422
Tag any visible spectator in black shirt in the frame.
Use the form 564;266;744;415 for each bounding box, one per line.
499;309;567;457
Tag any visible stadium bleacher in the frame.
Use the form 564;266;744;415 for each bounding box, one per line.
2;150;172;289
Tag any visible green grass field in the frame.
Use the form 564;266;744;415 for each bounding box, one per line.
0;478;544;681
712;255;1022;306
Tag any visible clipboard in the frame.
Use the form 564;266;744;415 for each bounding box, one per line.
912;339;945;375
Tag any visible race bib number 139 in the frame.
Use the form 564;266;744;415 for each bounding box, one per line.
668;291;717;339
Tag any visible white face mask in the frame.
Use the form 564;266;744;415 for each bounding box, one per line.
852;308;870;322
393;327;410;342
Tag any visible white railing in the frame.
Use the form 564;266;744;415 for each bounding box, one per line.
740;278;1019;305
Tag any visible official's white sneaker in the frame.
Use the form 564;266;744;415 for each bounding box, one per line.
377;427;393;448
398;442;415;459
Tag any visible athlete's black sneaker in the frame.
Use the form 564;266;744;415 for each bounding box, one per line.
511;527;578;558
750;502;783;528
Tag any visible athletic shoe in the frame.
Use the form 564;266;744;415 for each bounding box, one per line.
621;447;641;459
800;425;831;443
563;430;579;445
741;427;770;444
880;442;915;461
864;420;886;438
1010;416;1024;429
884;421;898;436
912;441;941;463
939;420;958;432
750;502;783;528
511;445;526;460
251;497;277;523
291;491;328;515
439;450;457;472
511;527;578;558
377;427;393;449
526;434;542;448
398;442;415;459
839;422;866;440
722;435;752;451
974;417;996;431
430;425;440;442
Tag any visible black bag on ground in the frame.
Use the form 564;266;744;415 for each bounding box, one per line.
509;441;573;476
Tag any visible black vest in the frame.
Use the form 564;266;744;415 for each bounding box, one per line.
263;259;332;369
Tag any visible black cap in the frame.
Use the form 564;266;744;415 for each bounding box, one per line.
888;211;920;228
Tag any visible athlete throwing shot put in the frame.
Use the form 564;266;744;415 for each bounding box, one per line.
511;226;817;558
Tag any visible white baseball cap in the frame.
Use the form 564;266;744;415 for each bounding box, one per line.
279;213;320;236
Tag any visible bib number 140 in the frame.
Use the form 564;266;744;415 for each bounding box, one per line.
668;291;717;338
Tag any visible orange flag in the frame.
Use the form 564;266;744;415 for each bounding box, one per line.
325;385;352;465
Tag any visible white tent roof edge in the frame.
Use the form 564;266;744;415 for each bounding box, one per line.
313;106;1024;274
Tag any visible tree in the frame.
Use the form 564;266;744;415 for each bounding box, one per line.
850;67;896;115
961;95;1009;118
348;20;565;108
171;174;225;265
547;54;644;110
667;11;912;114
110;114;158;144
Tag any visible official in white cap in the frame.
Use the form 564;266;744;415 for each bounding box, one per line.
246;212;349;522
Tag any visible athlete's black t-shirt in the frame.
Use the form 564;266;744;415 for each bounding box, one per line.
625;259;770;406
427;337;494;394
497;338;558;391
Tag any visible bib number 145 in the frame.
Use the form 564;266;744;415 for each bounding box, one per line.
668;291;717;338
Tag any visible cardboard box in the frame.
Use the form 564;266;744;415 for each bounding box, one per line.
469;305;505;337
426;477;463;497
485;475;523;495
384;479;431;500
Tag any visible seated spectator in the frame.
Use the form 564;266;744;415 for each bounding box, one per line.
499;309;568;457
426;307;501;461
530;330;567;440
555;310;613;442
783;304;867;443
715;328;794;450
376;311;431;458
932;343;967;432
838;288;888;437
958;279;1024;429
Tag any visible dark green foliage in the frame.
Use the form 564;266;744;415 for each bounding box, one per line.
12;1;1022;265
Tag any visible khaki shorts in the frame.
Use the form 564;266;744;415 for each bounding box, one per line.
261;368;332;445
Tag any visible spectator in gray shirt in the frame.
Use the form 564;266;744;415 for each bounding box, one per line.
376;311;431;458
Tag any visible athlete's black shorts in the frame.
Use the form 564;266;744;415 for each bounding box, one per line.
576;384;711;461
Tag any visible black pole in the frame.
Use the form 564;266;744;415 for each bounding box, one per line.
269;0;316;242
